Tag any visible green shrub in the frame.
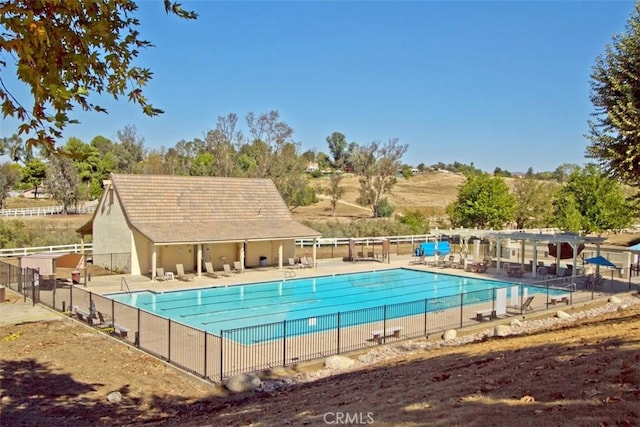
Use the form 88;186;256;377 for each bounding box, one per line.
397;209;430;234
376;198;394;218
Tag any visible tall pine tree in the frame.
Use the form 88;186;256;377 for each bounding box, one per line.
587;3;640;186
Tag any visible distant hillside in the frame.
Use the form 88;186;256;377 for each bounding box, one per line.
292;171;467;225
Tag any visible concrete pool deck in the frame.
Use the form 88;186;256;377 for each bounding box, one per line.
77;253;636;301
4;253;637;329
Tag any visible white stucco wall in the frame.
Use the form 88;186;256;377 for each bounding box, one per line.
159;244;196;274
132;230;151;276
92;188;133;271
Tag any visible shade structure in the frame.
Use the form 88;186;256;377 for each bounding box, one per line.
627;242;640;252
585;255;617;268
548;242;585;260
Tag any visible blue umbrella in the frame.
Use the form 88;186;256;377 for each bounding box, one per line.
585;255;616;268
627;243;640;251
585;255;618;292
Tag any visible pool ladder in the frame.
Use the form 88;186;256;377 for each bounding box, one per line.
284;270;296;280
121;277;132;294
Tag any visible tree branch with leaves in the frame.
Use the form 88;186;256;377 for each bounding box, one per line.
586;3;640;187
0;0;196;154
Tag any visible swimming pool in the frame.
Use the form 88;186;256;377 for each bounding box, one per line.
108;268;559;342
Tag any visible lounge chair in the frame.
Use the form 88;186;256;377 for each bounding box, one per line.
300;256;312;268
514;295;535;313
176;264;195;281
232;261;243;274
204;261;218;278
155;267;173;281
288;258;301;269
447;254;461;269
584;273;604;288
222;264;233;277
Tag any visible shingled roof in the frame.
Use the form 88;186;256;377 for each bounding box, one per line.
81;174;321;244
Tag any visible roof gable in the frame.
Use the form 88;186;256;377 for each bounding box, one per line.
111;174;294;224
103;174;320;243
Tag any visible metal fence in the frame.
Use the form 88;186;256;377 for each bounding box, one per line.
0;260;39;303
2;260;600;383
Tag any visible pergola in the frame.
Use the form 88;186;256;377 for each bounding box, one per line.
484;231;607;282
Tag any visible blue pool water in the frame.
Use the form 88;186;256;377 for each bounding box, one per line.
108;268;560;342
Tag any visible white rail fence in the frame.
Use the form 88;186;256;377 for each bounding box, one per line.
0;205;97;217
0;243;92;258
0;228;634;263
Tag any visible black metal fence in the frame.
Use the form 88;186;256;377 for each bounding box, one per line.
0;260;39;304
2;261;596;383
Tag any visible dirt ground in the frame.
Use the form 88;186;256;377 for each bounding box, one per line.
2;288;639;427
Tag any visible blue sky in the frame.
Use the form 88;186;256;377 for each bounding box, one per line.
0;0;636;172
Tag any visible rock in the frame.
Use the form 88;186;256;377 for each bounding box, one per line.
609;296;622;304
617;304;629;311
106;391;122;403
510;319;522;328
224;373;262;393
325;355;355;370
556;310;572;320
442;329;457;341
493;325;511;337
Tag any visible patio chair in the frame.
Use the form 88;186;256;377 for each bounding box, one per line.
288;258;301;269
222;264;233;277
448;254;461;269
300;256;312;268
155;267;172;281
175;263;195;281
232;261;243;274
514;295;535;313
204;261;218;278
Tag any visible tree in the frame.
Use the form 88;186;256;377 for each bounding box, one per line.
325;173;346;217
493;167;511;177
0;134;27;162
376;198;394;218
552;164;633;234
447;174;516;229
62;137;99;200
400;165;414;179
270;141;315;210
512;177;558;229
0;163;21;208
0;1;196;154
326;132;347;166
138;148;170;175
397;210;430;234
553;194;585;234
44;156;80;214
350;138;408;217
114;125;145;173
21;158;47;198
525;166;534;178
552;163;580;183
587;3;640;187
